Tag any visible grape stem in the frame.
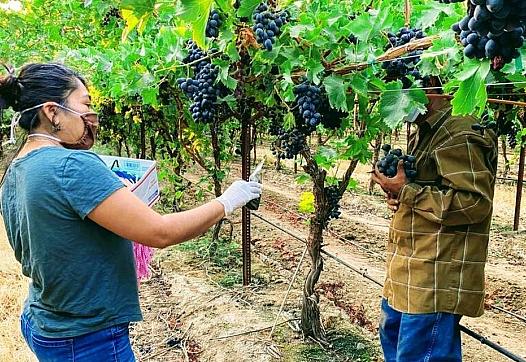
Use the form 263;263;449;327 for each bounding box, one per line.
154;51;222;74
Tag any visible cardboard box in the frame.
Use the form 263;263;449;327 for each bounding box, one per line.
98;155;160;207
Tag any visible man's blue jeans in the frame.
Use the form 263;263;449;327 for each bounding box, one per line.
379;299;462;362
21;310;135;362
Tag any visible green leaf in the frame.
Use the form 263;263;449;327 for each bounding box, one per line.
505;73;526;90
450;59;490;116
283;112;295;130
214;59;238;90
346;178;358;191
218;94;237;110
298;192;315;214
141;87;158;106
413;3;452;30
215;0;233;13
313;146;338;169
121;0;156;16
323;75;348;112
349;74;368;98
295;173;310;185
305;58;325;85
349;7;393;43
379;82;428;129
178;0;214;49
237;0;260;18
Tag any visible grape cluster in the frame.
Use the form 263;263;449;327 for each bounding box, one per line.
177;42;225;124
206;9;223;38
268;110;285;136
293;82;323;132
182;41;208;68
325;185;342;224
275;128;307;159
102;7;121;26
348;34;358;45
377;144;417;180
252;3;289;51
318;97;348;130
473;109;521;148
452;0;526;70
383;28;426;88
507;124;519;148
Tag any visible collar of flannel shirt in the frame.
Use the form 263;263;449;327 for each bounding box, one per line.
422;105;452;130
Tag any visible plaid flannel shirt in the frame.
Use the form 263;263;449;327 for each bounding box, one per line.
383;107;498;317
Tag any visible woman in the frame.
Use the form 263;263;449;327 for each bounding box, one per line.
0;63;262;361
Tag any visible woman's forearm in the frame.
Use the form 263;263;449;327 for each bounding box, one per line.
158;200;225;248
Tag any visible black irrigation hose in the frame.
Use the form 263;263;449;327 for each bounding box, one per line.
251;211;526;362
264;198;526;325
459;326;526;362
489;305;526;324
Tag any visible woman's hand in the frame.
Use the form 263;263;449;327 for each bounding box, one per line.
216;180;262;216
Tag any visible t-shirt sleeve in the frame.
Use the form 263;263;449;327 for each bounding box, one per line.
62;152;125;219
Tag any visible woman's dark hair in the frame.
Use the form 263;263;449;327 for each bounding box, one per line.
0;63;86;185
0;63;86;131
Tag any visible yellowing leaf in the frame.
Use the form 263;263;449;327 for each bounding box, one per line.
298;192;315;214
121;9;140;42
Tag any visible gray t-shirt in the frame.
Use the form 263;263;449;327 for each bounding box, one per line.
1;147;142;338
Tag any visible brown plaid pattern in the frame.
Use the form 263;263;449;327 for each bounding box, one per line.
383;107;498;317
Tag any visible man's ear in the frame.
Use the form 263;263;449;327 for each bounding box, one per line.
40;102;59;122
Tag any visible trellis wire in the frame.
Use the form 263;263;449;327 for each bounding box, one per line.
263;198;387;261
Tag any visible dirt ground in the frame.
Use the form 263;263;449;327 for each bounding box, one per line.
1;139;525;362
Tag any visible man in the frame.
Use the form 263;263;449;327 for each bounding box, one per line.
372;95;498;362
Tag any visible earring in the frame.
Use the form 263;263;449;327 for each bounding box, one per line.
51;115;61;133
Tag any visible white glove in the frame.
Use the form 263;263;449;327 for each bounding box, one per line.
216;180;262;216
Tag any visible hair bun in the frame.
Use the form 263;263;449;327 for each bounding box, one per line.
0;65;22;111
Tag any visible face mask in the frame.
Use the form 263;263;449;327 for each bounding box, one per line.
6;102;99;150
404;108;424;123
53;103;99;150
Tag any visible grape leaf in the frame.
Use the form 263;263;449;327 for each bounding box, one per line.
298;192;315;214
305;57;325;85
450;59;490;116
413;3;452;30
121;0;156;16
237;0;260;18
323;75;349;112
295;173;310;185
178;0;214;49
378;82;428;129
283;112;295;130
346;178;358;190
121;9;140;41
349;74;368;98
215;0;232;13
314;146;338;169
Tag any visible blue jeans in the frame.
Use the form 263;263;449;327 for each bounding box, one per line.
379;299;462;362
21;311;135;362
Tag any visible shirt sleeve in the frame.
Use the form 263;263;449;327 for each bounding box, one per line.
61;152;125;219
398;133;496;226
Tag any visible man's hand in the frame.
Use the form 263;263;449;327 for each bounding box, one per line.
371;160;408;197
386;193;400;212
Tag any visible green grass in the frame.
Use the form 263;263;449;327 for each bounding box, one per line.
282;328;379;362
177;235;242;269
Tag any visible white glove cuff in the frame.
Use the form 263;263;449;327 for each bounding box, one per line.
216;196;233;217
